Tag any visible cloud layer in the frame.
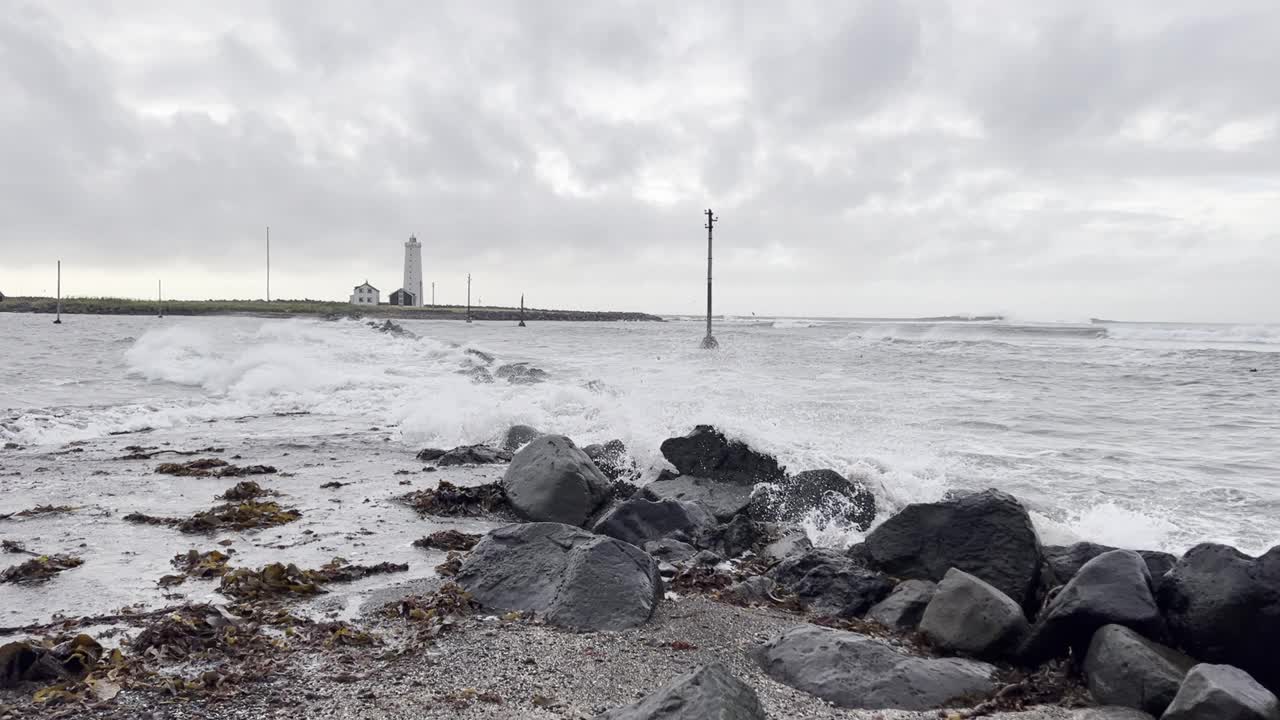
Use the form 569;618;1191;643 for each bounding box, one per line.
2;0;1278;320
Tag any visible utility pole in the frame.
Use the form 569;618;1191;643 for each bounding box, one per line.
158;279;164;318
431;282;435;307
466;274;472;323
518;294;526;327
701;209;719;349
266;226;271;302
54;260;62;324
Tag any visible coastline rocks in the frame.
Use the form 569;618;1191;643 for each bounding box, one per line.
495;362;549;385
592;498;715;548
1023;550;1164;663
659;426;785;485
501;424;542;452
584;439;634;481
643;539;697;564
721;576;779;606
747;469;876;530
919;569;1029;660
1072;710;1156;720
1157;543;1280;693
502;435;611;526
1163;664;1280;720
641;476;755;522
756;624;999;710
1083;624;1194;716
760;532;813;564
1044;542;1178;588
437;444;513;466
594;663;766;720
455;523;662;631
768;548;893;617
696;515;770;559
864;489;1044;611
867;579;937;631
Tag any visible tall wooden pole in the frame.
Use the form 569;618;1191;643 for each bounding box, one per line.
466;274;472;323
701;209;718;349
54;261;62;324
519;293;526;327
158;279;164;318
266;226;271;302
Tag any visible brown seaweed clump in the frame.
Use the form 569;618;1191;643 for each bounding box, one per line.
388;582;479;640
0;554;84;585
156;459;278;478
413;530;482;551
399;480;513;519
0;634;119;705
124;500;301;534
216;481;278;501
218;558;409;602
0;505;76;521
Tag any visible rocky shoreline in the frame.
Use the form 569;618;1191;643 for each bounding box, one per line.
3;425;1278;719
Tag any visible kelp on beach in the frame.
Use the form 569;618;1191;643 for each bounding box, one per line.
124;500;301;533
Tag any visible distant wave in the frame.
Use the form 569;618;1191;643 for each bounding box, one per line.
1100;323;1280;346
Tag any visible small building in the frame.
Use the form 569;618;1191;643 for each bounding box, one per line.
388;288;417;306
350;281;380;305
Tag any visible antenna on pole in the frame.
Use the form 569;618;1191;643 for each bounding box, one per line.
466;274;472;323
266;226;271;302
701;209;719;349
54;260;62;324
518;294;526;327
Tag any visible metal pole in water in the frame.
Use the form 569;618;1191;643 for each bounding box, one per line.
158;279;164;318
466;274;472;323
701;209;718;349
266;226;271;302
431;281;435;307
54;260;62;324
519;293;526;327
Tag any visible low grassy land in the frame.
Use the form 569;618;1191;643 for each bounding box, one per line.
0;296;663;322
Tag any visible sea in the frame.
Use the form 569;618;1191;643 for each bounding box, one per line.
1;313;1278;628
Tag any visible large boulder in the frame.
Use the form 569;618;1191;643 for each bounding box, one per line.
919;568;1029;660
1022;550;1164;663
592;497;715;548
594;663;766;720
767;548;893;618
1163;664;1280;720
659;426;785;485
1158;543;1280;694
641;476;755;522
584;439;635;481
501;424;542;451
696;515;771;559
748;469;876;529
455;523;661;631
642;539;697;564
1044;542;1178;588
502;435;611;526
1083;624;1195;716
756;624;999;710
867;579;936;631
759;531;813;564
864;489;1044;611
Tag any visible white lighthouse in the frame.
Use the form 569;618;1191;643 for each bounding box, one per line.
403;235;424;307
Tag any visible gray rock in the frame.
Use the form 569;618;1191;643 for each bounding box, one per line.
721;576;778;606
1044;542;1178;588
756;624;999;710
693;550;724;566
455;522;661;631
696;514;770;559
593;497;715;547
1023;550;1164;663
584;439;635;481
864;489;1044;611
867;579;937;631
920;569;1029;660
659;425;785;485
501;424;542;451
1083;624;1194;716
643;539;697;564
594;663;766;720
1071;709;1156;720
1158;543;1280;694
495;362;549;384
435;444;513;466
641;476;755;522
768;548;893;617
760;532;813;564
502;435;611;526
747;469;877;530
1163;664;1280;720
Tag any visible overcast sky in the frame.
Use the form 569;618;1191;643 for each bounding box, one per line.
2;1;1278;321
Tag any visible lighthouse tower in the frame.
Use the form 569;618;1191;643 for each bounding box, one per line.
403;235;424;306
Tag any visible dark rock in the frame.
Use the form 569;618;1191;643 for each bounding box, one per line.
720;576;779;607
495;362;549;385
768;548;893;618
1159;544;1280;693
1163;664;1280;720
641;476;754;522
501;425;542;452
592;498;715;548
455;522;662;631
584;439;634;480
464;348;495;364
1044;542;1178;588
502;435;611;526
1023;550;1164;663
643;539;697;564
593;663;766;720
459;366;494;384
867;579;936;631
920;569;1029;659
434;444;512;466
1084;624;1194;716
696;514;770;559
760;532;813;564
659;425;785;485
756;624;999;710
864;489;1043;611
748;469;876;530
693;550;724;566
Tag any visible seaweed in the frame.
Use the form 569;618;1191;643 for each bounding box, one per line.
218;558;408;601
413;530;481;551
155;459;278;478
0;505;76;521
398;480;513;519
124;501;301;534
171;550;233;579
216;481;277;501
389;583;478;639
0;554;84;585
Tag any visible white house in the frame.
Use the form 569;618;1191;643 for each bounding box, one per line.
350;281;380;305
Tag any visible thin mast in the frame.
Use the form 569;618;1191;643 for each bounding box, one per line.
518;293;526;327
158;279;164;318
701;209;718;349
54;260;62;324
266;226;271;302
466;274;472;323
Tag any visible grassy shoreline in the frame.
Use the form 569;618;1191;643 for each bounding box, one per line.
0;296;664;322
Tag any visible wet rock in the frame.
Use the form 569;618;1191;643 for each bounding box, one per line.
501;424;542;451
867;579;936;631
459;366;494;384
756;624;999;710
1083;624;1195;716
1072;709;1156;720
720;576;779;607
696;514;770;559
760;531;813;564
920;568;1029;659
659;425;785;485
413;530;482;551
399;481;513;519
1158;543;1280;694
641;476;755;522
495;362;550;385
768;548;893;618
592;497;715;547
502;435;611;526
377;320;414;337
593;663;766;720
464;348;495;364
455;522;662;631
419;444;513;466
584;439;635;480
1023;550;1164;663
748;469;876;530
864;488;1043;611
1163;664;1280;720
642;539;697;564
693;549;725;566
1044;542;1178;588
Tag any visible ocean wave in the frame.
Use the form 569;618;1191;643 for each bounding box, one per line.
1101;323;1280;346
